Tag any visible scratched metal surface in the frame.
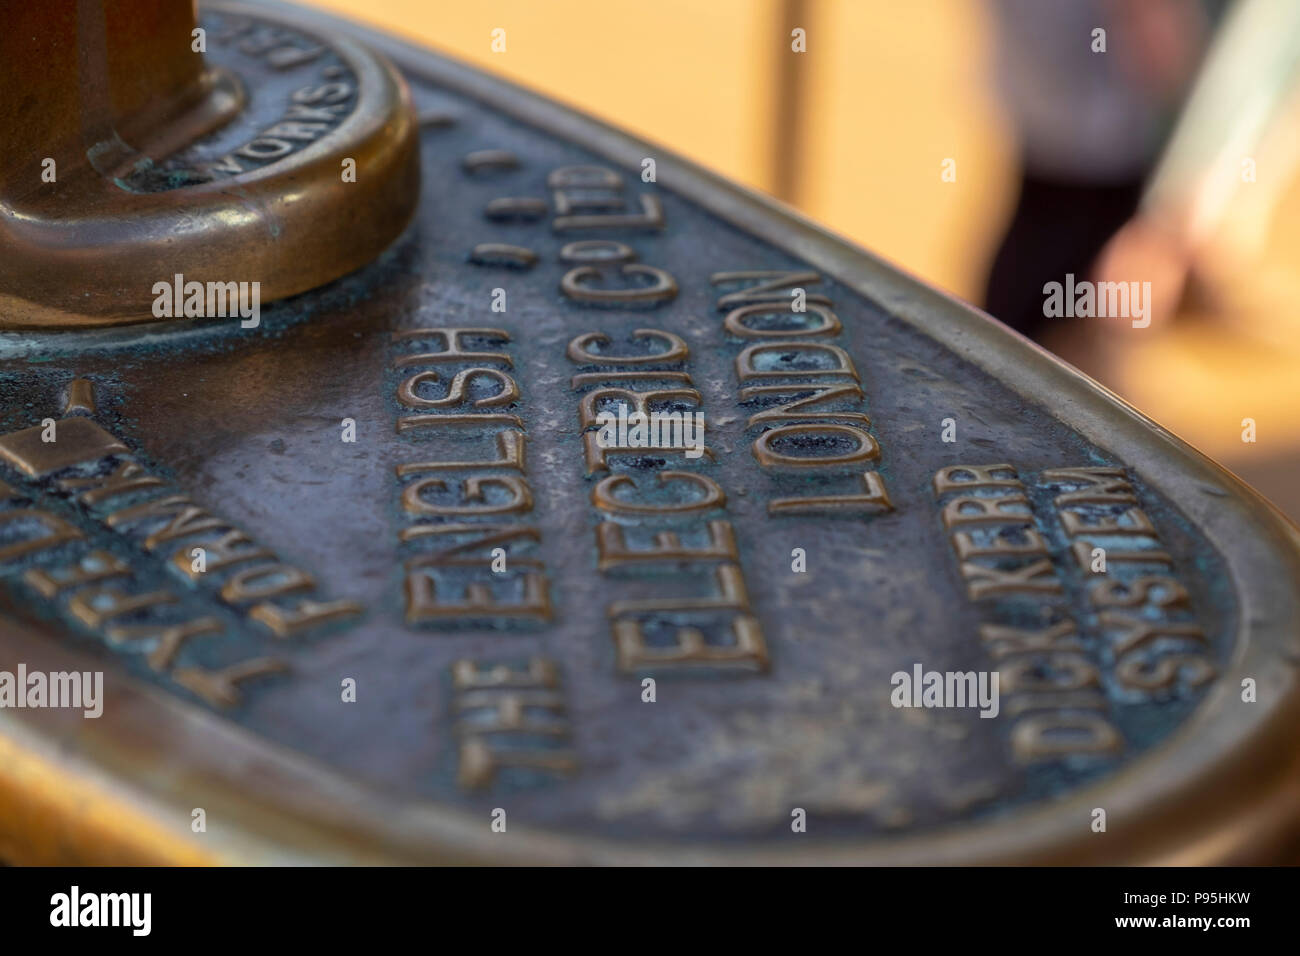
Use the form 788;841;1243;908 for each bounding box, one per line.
0;2;1265;861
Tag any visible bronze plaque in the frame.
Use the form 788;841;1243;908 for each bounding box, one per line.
0;1;1298;865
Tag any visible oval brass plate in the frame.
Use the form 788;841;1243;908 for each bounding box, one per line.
0;0;1297;864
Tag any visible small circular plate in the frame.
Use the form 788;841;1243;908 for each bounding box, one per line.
0;3;419;329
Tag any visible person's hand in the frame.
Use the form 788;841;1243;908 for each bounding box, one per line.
1090;215;1195;330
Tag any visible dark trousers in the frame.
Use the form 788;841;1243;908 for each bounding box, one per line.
983;173;1145;342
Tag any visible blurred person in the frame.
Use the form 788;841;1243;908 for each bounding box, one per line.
982;0;1218;342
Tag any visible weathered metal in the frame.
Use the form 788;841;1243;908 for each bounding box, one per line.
0;0;1297;865
0;1;418;327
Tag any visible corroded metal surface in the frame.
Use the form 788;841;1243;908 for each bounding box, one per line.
0;0;1298;865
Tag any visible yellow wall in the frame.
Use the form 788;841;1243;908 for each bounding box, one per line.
305;0;1015;301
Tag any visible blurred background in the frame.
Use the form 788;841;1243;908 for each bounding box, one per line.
307;0;1300;520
